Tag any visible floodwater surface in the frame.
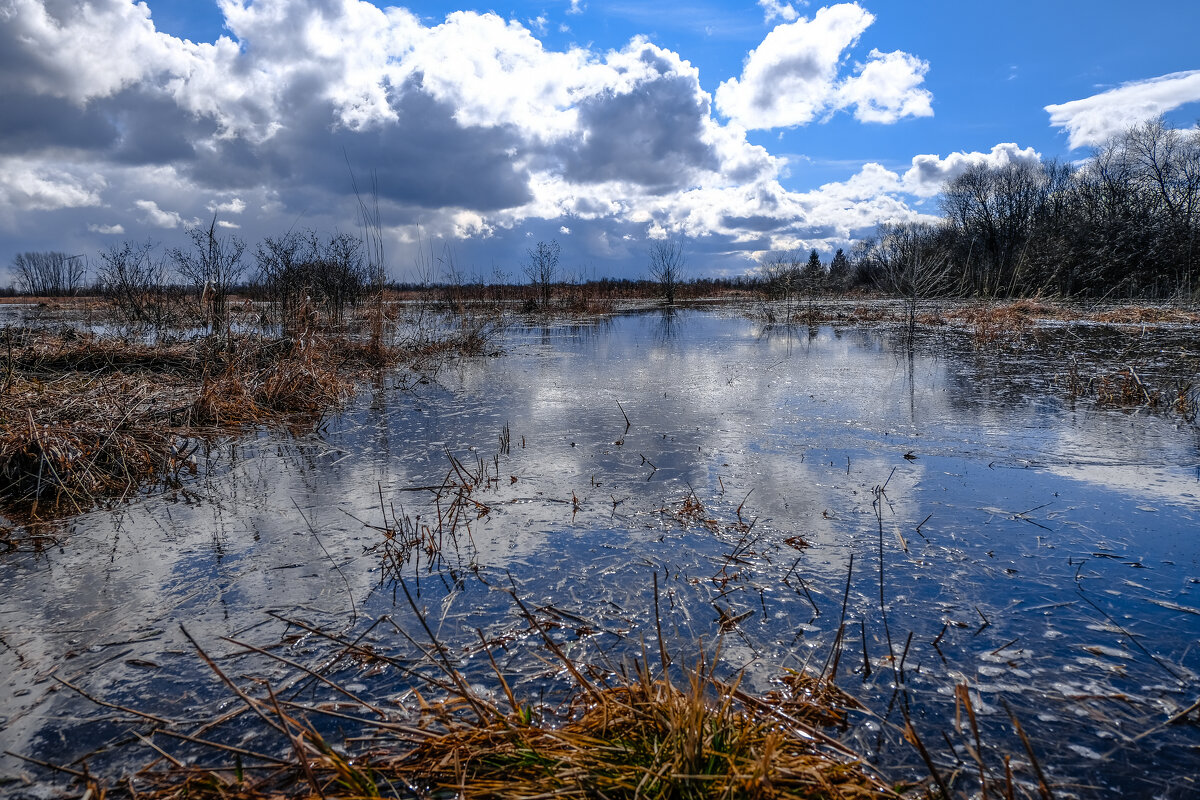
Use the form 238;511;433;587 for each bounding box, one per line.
2;307;1199;798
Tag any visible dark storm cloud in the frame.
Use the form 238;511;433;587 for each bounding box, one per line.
719;213;788;232
557;49;720;192
180;76;533;213
347;79;532;211
100;90;208;165
0;92;119;153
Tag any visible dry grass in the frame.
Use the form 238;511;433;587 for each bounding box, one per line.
946;299;1200;346
0;360;198;517
382;661;892;800
189;335;355;426
0;312;497;520
100;616;903;800
947;300;1065;345
1090;305;1200;325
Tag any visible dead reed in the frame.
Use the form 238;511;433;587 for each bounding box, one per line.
1055;360;1200;423
0;367;197;517
1090;305;1200;325
948;300;1064;346
0;312;497;520
76;600;902;800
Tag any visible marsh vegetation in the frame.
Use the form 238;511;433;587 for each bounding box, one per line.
2;293;1199;799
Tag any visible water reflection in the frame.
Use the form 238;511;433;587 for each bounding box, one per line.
2;310;1198;797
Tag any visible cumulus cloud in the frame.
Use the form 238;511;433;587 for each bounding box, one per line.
794;144;1042;214
0;0;188;103
88;223;125;235
758;0;801;23
135;199;185;228
209;197;247;214
900;143;1041;197
0;157;104;215
836;49;932;123
1045;70;1200;149
715;3;931;130
0;0;939;278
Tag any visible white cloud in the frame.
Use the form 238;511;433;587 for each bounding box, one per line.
135;199;184;228
208;197;247;214
821;162;901;200
717;4;872;129
0;0;193;103
715;3;930;130
801;144;1042;211
1045;70;1200;149
88;223;125;235
837;49;932;123
0;157;104;216
758;0;800;24
567;0;585;14
900;143;1041;197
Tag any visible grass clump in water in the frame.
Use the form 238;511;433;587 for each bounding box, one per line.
120;643;898;800
385;656;889;800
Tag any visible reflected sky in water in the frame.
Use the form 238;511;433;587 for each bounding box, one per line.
2;308;1199;797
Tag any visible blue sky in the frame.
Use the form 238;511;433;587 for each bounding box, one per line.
3;1;1199;285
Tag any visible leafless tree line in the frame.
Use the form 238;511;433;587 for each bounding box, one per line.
254;229;369;333
12;251;87;295
856;117;1200;300
79;219;369;336
758;247;852;321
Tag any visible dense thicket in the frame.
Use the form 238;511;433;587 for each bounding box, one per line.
856;118;1200;299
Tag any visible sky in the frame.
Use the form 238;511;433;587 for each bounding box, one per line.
3;0;1200;286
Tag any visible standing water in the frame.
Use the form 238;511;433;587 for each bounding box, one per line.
2;307;1198;798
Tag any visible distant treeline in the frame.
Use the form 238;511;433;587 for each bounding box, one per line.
7;119;1198;303
855;117;1200;299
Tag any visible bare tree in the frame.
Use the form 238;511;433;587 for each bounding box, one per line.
97;239;183;329
758;251;799;321
866;222;954;339
647;237;686;305
1122;118;1200;291
12;251;86;295
524;239;560;309
170;217;247;332
256;229;368;334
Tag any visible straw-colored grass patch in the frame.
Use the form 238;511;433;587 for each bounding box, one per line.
0;320;488;519
117;630;901;800
384;664;892;800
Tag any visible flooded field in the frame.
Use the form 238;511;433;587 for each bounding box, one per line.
2;306;1199;798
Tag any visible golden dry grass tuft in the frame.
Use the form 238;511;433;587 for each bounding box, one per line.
119;632;901;800
380;663;892;800
949;300;1064;345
